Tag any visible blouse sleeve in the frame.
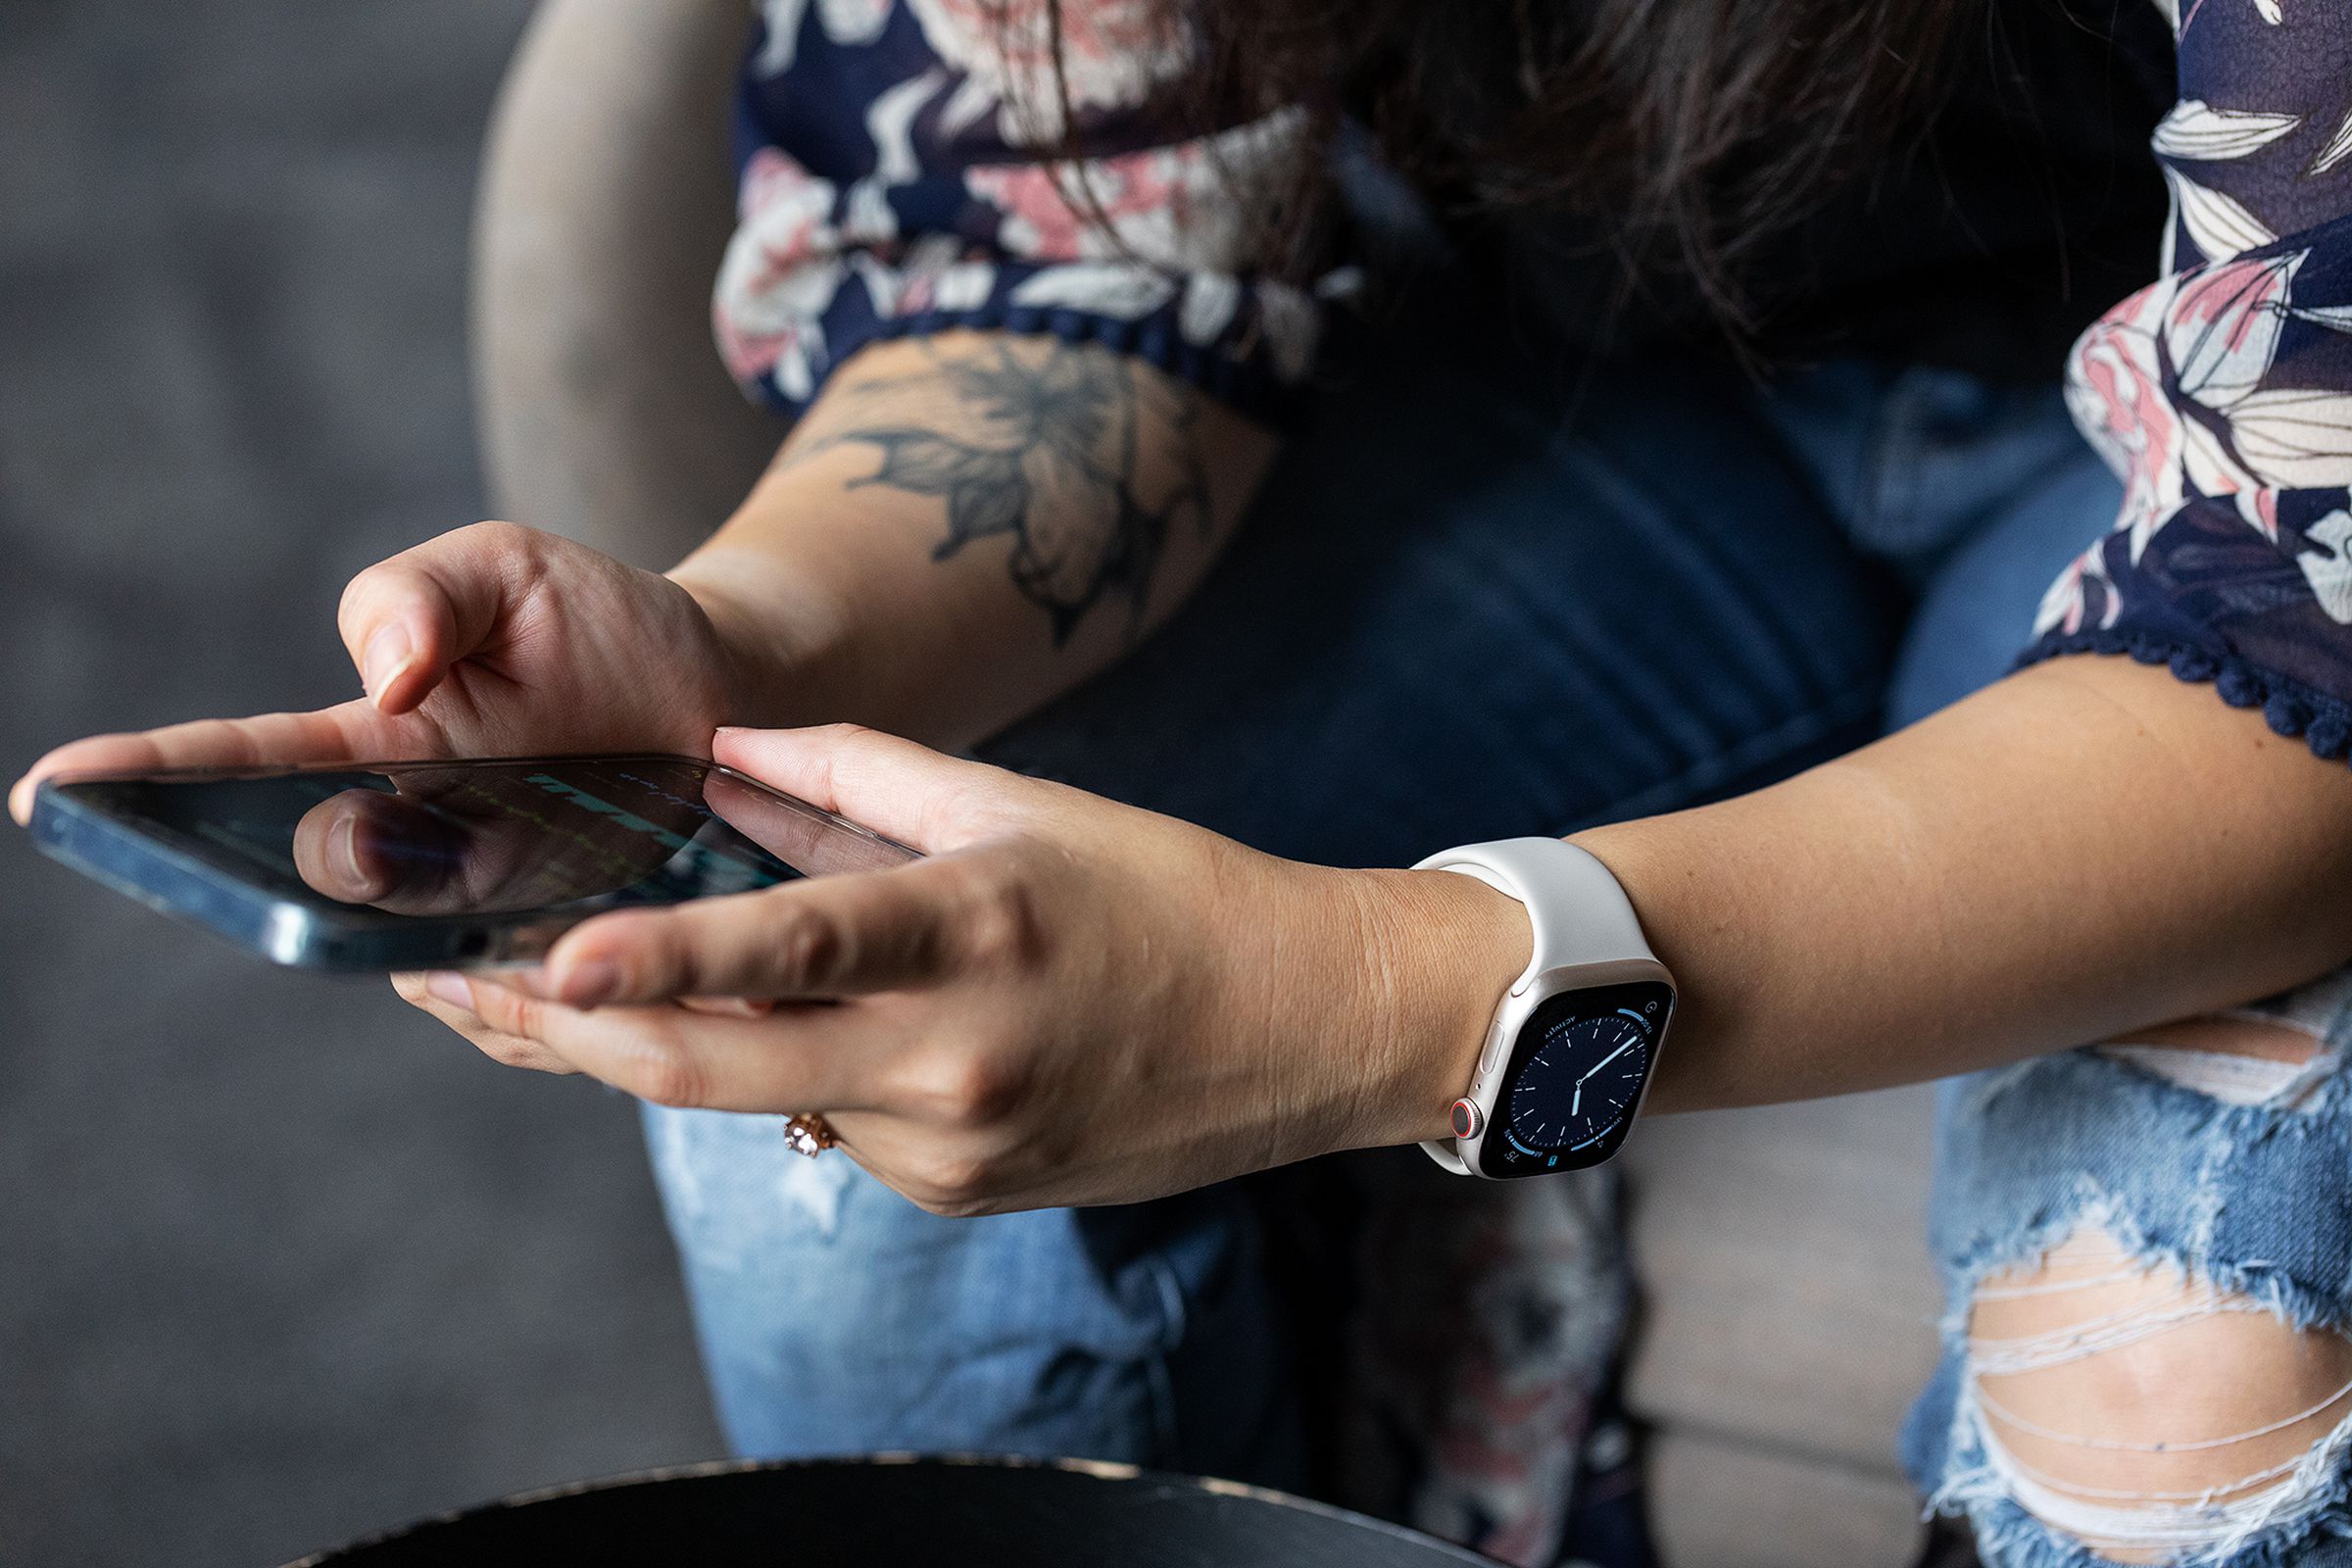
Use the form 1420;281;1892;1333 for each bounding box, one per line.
2027;0;2352;761
710;0;1326;422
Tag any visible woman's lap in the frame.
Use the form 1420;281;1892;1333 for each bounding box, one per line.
981;338;1905;862
640;1106;1301;1478
644;330;2352;1562
645;335;1906;1513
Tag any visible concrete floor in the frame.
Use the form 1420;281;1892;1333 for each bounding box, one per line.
0;5;727;1564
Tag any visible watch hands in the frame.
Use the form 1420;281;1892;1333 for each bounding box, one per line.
1577;1039;1637;1084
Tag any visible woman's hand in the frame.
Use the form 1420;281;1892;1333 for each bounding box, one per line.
405;724;1529;1214
10;521;801;823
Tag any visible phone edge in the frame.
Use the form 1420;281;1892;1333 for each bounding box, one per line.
27;783;566;972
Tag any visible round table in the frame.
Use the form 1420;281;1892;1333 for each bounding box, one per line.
289;1455;1500;1567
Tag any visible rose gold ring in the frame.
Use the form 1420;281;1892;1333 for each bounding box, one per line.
782;1112;839;1157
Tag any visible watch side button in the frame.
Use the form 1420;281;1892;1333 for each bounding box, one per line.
1479;1031;1507;1075
1450;1099;1484;1140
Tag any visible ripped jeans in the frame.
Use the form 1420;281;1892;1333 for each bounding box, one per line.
644;320;2352;1567
1905;979;2352;1564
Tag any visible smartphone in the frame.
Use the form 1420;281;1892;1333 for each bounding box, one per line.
26;753;919;971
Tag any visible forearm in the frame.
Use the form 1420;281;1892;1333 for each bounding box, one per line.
670;331;1275;751
1561;655;2352;1116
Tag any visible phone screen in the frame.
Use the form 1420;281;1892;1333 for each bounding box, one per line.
53;755;910;922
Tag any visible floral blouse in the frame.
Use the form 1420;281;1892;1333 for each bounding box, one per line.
715;0;2352;770
713;0;1321;421
2034;0;2352;756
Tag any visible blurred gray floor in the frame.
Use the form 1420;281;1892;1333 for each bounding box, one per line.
0;5;728;1564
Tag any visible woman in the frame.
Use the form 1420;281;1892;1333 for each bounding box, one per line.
21;0;2352;1561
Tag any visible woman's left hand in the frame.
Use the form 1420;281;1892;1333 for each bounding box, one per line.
399;724;1526;1213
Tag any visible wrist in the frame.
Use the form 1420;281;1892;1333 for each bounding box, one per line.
1343;866;1531;1148
668;548;858;730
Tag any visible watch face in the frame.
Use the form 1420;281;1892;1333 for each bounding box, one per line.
1476;980;1673;1178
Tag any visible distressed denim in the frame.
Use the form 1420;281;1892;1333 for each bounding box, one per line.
643;315;2352;1565
1900;988;2352;1565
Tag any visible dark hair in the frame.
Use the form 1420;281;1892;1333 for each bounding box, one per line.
1083;0;1984;338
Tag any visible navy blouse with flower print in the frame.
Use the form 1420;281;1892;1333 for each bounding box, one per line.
712;0;1322;420
712;0;2352;760
2036;0;2352;761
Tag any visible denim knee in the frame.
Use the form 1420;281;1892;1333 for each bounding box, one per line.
640;1105;1300;1482
1905;969;2352;1565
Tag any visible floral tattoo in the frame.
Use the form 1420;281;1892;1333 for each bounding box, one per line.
789;339;1212;645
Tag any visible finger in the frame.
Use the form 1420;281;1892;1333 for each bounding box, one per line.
336;521;523;715
11;700;434;826
293;787;482;907
711;723;1043;854
290;768;677;916
291;791;399;904
702;770;917;875
538;857;996;1007
492;967;775;1016
392;972;577;1075
433;972;897;1113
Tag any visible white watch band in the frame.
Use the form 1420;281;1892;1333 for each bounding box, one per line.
1412;837;1663;1175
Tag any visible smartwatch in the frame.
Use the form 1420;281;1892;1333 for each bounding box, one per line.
1415;837;1675;1178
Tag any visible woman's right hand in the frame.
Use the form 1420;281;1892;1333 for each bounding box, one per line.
9;520;786;824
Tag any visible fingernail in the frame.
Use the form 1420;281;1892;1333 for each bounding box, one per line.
424;971;473;1009
330;813;385;897
8;776;29;826
362;622;415;705
558;958;621;1009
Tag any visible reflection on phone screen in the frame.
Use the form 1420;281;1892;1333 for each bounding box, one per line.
61;757;907;920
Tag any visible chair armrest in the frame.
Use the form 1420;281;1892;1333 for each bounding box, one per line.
469;0;778;568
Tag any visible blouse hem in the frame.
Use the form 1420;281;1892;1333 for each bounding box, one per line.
2018;629;2352;766
755;304;1305;427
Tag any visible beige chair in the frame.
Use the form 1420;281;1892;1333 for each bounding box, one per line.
468;5;1945;1561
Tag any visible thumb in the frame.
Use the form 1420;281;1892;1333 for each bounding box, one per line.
336;521;523;714
711;723;1041;853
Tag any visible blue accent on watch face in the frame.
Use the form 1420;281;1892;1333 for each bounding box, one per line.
1475;980;1673;1179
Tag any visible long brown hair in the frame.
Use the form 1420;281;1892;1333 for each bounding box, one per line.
1070;0;1984;337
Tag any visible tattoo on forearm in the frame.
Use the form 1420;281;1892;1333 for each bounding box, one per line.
786;339;1212;645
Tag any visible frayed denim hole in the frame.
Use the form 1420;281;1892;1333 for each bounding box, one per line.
2092;1043;2337;1115
1935;1222;2352;1565
2226;966;2352;1051
2090;1013;2330;1115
